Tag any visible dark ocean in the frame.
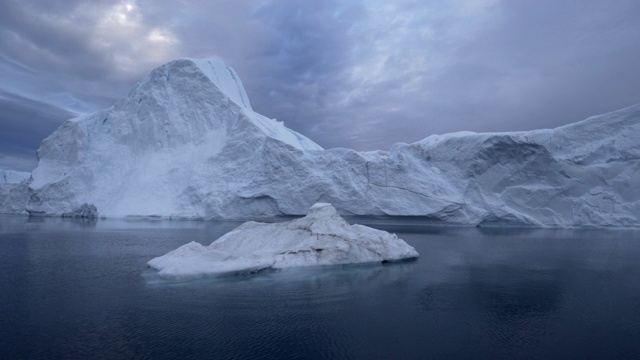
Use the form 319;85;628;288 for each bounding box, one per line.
1;215;639;359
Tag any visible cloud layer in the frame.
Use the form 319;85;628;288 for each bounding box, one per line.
1;0;639;171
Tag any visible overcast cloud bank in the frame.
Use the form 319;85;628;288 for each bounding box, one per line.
1;0;639;171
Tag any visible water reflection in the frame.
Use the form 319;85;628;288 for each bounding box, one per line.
145;260;418;290
140;260;418;359
17;215;101;232
0;214;244;234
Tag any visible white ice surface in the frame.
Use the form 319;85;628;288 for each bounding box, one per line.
148;203;419;277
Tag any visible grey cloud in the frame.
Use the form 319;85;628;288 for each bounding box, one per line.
0;0;639;171
424;0;640;133
0;90;74;171
241;1;365;146
0;0;179;110
0;1;113;79
301;0;640;150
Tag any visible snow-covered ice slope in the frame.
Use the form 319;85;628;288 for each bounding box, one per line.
148;203;419;277
1;56;638;227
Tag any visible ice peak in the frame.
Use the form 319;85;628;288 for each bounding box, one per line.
182;57;252;111
292;203;348;234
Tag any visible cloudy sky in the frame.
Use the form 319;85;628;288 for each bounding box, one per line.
1;0;639;171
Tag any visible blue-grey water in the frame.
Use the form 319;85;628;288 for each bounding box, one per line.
1;215;640;359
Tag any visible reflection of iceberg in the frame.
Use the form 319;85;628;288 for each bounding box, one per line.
148;203;419;277
0;215;99;233
145;259;418;290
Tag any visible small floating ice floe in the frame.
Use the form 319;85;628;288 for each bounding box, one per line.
148;203;419;277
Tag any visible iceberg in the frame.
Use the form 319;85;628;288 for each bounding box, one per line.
147;203;419;277
0;56;638;228
23;57;321;218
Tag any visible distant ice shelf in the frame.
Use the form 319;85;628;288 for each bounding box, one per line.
147;203;419;277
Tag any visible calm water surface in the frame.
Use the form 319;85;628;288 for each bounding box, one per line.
1;215;639;359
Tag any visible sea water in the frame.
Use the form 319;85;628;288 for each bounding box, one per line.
1;215;639;359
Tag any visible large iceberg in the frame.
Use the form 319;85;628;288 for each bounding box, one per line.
148;203;419;277
0;56;639;227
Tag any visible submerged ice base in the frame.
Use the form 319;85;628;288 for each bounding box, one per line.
147;203;419;277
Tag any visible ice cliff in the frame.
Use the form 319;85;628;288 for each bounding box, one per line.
1;57;638;227
148;203;419;277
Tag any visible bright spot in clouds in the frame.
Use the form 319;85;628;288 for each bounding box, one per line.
90;1;178;76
